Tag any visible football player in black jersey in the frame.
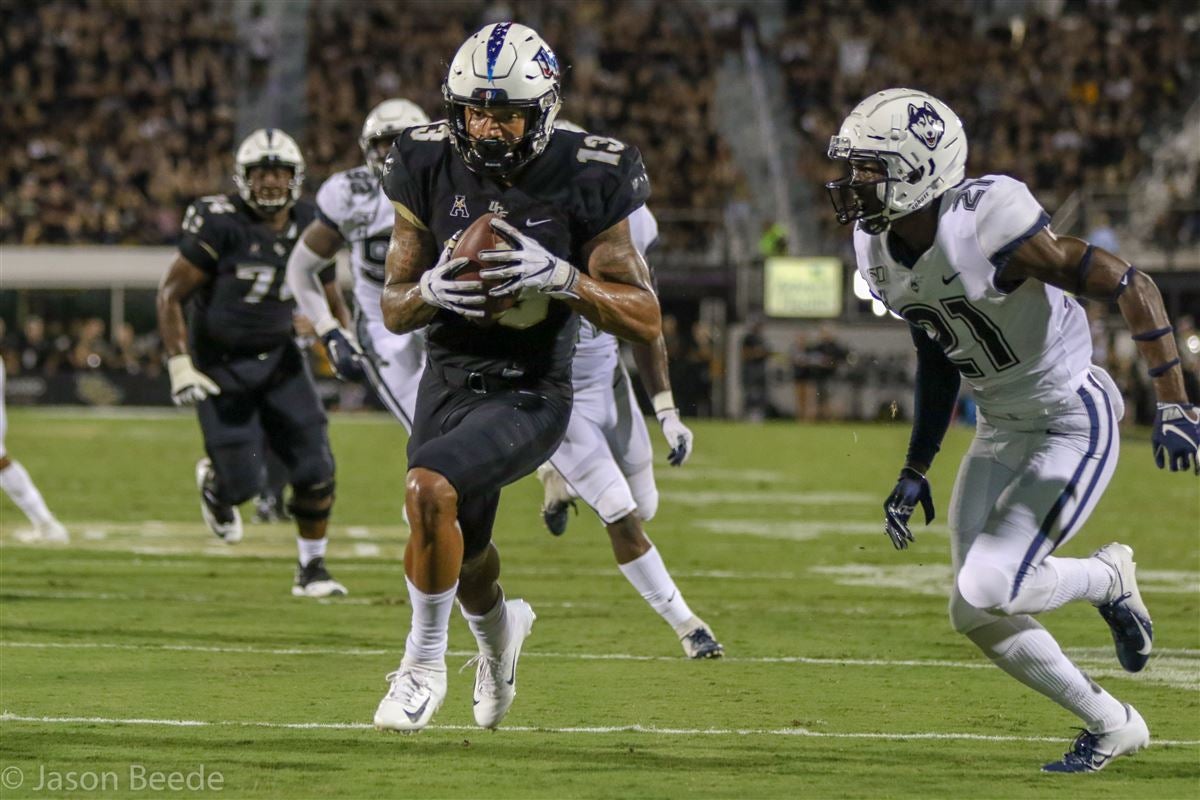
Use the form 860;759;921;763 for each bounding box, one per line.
156;128;350;598
371;22;661;733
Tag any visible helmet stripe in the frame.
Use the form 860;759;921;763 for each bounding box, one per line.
485;22;512;81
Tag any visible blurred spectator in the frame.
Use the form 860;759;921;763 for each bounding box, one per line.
740;319;771;421
807;324;849;420
1087;212;1121;254
790;331;815;421
681;319;717;418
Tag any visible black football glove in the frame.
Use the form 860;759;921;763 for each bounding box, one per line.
883;467;934;550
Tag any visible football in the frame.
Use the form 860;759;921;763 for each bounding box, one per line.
450;212;516;322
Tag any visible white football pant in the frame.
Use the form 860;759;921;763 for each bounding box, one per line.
550;363;658;525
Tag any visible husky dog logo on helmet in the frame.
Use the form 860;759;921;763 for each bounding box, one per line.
907;102;945;151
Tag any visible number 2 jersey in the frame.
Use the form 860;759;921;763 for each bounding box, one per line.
854;175;1093;418
178;194;331;360
381;122;650;385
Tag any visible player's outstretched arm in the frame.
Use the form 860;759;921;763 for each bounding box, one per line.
156;255;220;405
1007;230;1198;472
631;335;693;466
381;208;441;333
286;220;346;332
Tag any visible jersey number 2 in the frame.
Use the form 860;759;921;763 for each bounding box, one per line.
902;296;1018;378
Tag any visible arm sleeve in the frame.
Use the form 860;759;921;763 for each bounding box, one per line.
177;203;225;272
906;323;961;469
314;176;347;235
285;238;337;332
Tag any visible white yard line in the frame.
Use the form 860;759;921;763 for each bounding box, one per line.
0;712;1196;746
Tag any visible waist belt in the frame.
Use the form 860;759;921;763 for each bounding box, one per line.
437;365;533;394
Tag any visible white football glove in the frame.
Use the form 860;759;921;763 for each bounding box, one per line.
418;234;486;319
652;392;693;467
167;354;220;406
478;218;580;299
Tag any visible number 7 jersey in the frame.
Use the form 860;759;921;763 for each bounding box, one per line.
854;175;1093;418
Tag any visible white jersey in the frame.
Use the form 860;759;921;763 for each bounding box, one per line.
572;205;660;388
314;166;395;291
855;175;1092;418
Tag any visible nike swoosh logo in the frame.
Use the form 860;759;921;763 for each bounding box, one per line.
404;697;430;722
525;218;552;227
507;658;517;686
941;272;961;285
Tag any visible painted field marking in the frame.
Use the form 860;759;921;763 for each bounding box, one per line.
695;519;949;541
3;640;1195;692
662;490;874;506
811;563;1200;596
0;713;1197;747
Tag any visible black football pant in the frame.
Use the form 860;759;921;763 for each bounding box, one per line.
407;365;571;558
196;343;334;506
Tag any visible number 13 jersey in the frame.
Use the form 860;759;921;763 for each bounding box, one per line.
854;175;1093;418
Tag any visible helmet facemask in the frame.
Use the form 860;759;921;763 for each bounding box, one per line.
235;160;301;215
444;86;559;177
827;138;927;234
362;134;400;179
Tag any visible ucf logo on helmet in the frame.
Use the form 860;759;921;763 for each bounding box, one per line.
907;102;945;151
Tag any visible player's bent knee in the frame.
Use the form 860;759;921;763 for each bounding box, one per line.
626;466;658;522
948;588;999;635
288;479;335;521
407;468;458;515
956;559;1019;616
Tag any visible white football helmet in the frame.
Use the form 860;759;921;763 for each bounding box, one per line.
827;89;967;234
359;98;430;179
233;128;305;213
443;22;562;176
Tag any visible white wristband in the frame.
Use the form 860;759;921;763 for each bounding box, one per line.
652;391;677;416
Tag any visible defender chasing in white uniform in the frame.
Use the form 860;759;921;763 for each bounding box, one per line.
536;135;721;657
286;99;432;429
827;89;1199;773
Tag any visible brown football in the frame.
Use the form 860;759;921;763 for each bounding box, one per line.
450;212;516;322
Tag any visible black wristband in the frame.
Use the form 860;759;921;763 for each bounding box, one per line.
1131;326;1173;342
1148;358;1181;378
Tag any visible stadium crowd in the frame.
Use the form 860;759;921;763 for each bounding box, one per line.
3;1;1196;251
1;1;239;245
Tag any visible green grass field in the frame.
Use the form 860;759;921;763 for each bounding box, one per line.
1;408;1197;798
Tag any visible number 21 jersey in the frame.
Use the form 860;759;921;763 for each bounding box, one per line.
854;175;1092;418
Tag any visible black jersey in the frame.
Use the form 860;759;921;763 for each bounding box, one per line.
382;122;650;383
177;194;332;359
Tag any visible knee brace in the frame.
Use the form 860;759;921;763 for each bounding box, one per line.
287;479;335;522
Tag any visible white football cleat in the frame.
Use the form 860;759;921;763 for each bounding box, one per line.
468;599;536;729
676;617;724;659
195;458;242;544
374;657;447;733
1042;704;1150;772
1092;542;1153;672
15;519;69;545
536;462;575;536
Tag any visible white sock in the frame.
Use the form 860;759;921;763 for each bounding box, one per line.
297;536;326;567
461;588;510;658
969;615;1127;732
404;578;457;664
618;544;695;631
1011;556;1116;614
0;461;55;527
